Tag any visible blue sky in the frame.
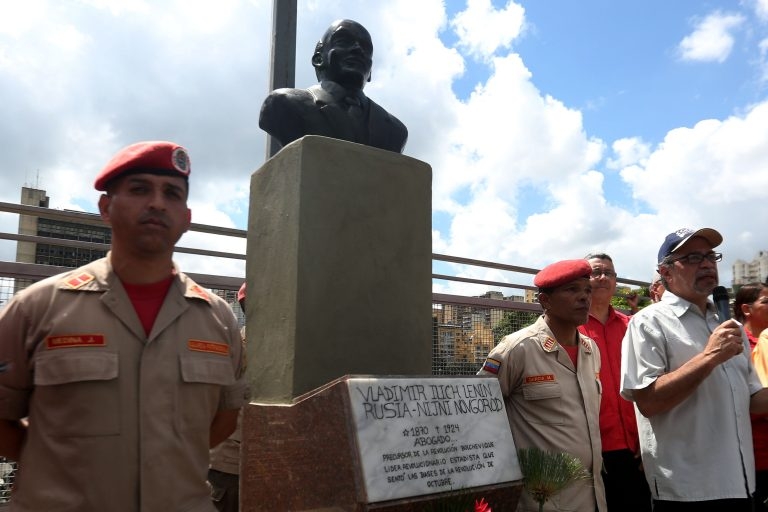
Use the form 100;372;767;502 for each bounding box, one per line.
1;0;767;294
513;1;764;140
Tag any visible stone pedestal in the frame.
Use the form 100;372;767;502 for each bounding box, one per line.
245;136;433;403
241;377;523;511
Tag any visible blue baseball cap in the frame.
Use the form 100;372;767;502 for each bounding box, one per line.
657;228;722;264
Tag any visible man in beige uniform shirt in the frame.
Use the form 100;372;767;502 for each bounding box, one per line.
208;282;247;511
479;259;606;512
0;141;248;512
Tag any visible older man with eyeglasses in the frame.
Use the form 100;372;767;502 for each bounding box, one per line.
620;227;768;512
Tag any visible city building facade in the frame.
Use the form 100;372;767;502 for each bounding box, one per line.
16;187;111;267
733;251;768;287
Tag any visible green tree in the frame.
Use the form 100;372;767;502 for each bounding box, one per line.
611;287;652;312
493;310;539;344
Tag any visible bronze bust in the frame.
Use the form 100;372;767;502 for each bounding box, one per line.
259;19;408;154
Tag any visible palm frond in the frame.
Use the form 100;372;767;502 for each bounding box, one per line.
517;447;590;507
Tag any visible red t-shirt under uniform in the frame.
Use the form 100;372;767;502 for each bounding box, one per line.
578;307;640;454
122;276;174;336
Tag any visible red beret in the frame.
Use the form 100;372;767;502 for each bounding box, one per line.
534;259;592;289
94;141;191;191
237;282;246;303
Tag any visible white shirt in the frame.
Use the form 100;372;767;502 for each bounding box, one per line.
620;291;762;501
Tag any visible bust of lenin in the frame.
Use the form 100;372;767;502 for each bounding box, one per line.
258;19;408;154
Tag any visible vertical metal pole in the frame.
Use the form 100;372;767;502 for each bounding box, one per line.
265;0;297;158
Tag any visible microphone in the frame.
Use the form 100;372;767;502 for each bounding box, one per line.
712;286;731;321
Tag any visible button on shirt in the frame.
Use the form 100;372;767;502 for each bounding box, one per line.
579;308;640;453
620;292;761;501
0;257;248;512
479;316;607;512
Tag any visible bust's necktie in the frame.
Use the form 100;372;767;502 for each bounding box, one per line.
344;95;364;119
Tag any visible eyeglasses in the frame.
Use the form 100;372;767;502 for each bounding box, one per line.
590;269;617;278
668;252;722;265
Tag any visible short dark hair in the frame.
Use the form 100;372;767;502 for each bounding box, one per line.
656;259;676;287
734;283;768;322
585;253;613;262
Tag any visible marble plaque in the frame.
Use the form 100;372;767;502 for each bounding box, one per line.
347;376;522;503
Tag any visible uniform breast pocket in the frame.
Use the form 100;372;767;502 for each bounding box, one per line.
177;355;236;432
519;382;564;425
33;351;120;437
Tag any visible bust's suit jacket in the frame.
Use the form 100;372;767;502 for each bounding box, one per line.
259;81;408;153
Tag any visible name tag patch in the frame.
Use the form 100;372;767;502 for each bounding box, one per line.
188;340;229;356
525;374;555;384
46;334;106;349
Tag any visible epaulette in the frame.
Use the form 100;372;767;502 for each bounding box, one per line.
188;284;211;304
61;272;95;290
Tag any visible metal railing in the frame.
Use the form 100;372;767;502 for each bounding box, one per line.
0;201;647;291
0;200;647;374
0;201;647;503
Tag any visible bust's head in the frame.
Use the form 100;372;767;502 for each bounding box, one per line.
312;19;373;90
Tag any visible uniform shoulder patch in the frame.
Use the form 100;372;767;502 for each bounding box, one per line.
482;357;501;374
188;284;211;303
63;272;95;290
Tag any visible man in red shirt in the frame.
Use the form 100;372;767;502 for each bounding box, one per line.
579;253;651;512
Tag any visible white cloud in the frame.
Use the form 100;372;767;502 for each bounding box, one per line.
607;137;651;170
512;171;630;264
620;100;768;277
78;0;150;17
451;0;525;61
0;0;48;37
755;0;768;22
422;48;607;273
3;0;768;290
433;53;604;206
678;11;745;63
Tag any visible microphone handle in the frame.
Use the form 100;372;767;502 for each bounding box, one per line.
712;286;731;321
716;301;730;321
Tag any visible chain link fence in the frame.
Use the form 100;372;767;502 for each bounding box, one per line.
0;275;540;503
0;459;14;506
432;297;541;376
0;198;650;506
